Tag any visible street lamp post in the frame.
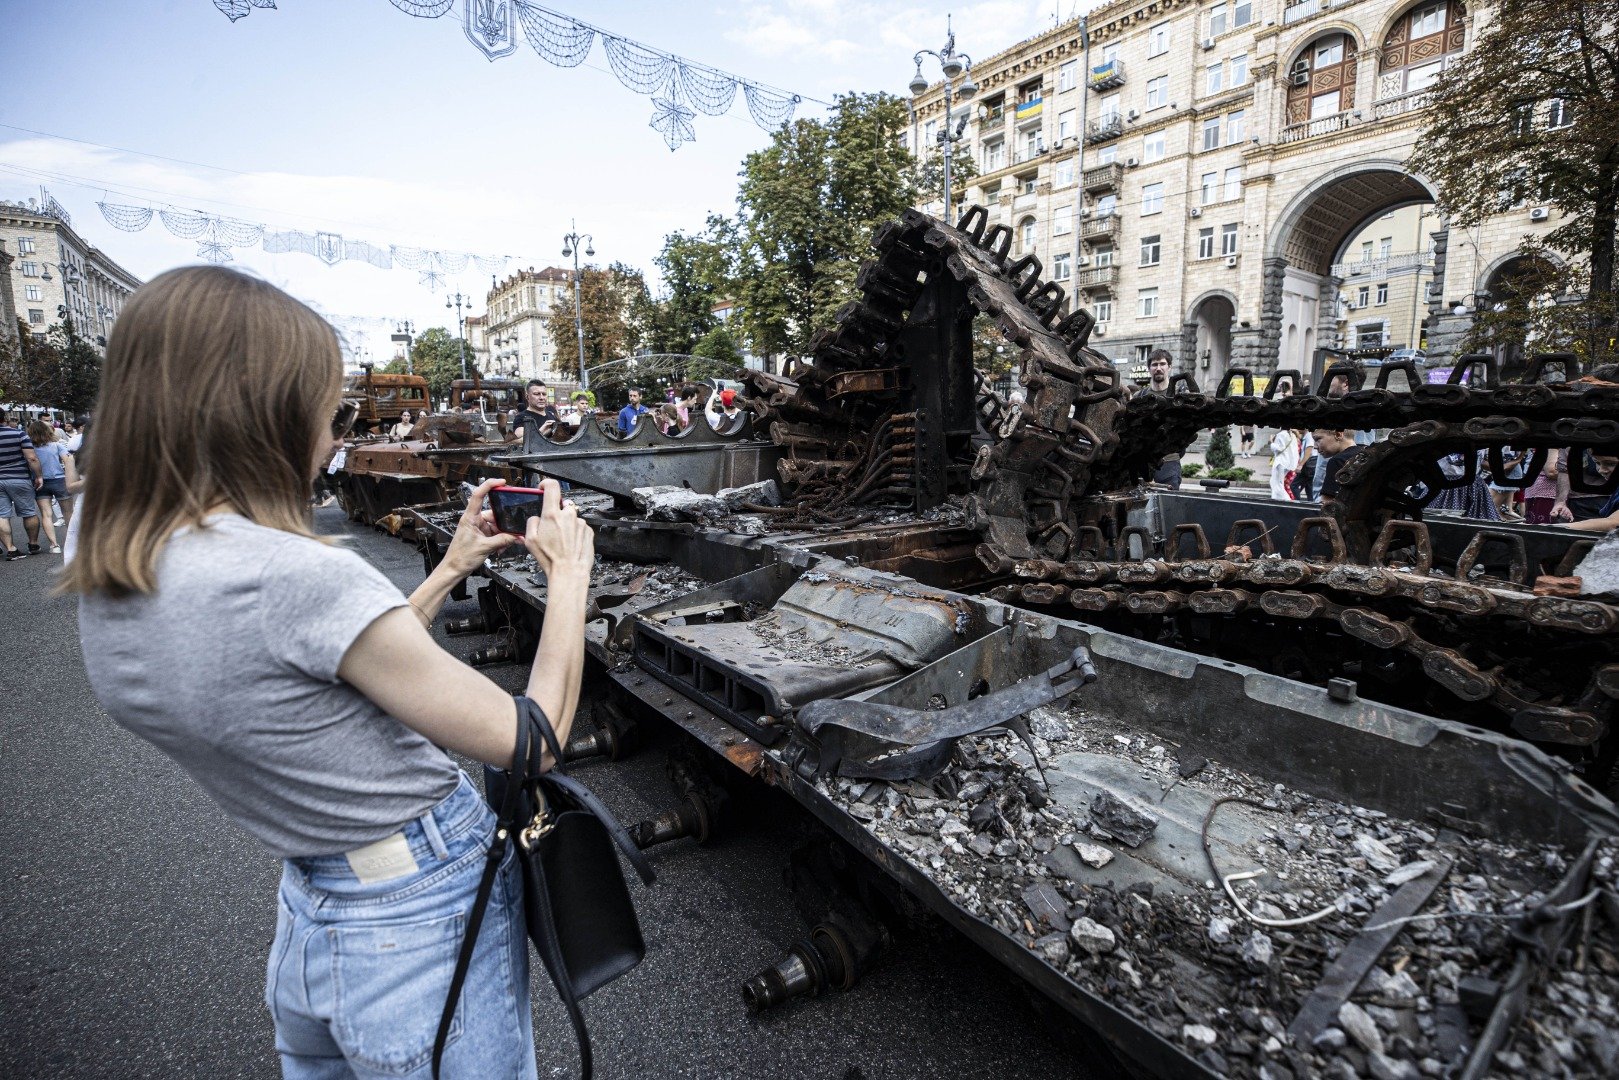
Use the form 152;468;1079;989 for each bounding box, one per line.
394;320;416;374
909;21;977;225
445;292;473;378
561;221;595;391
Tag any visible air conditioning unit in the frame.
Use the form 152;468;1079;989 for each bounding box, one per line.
1077;256;1092;266
1224;255;1239;267
1530;206;1550;221
1126;156;1140;167
1203;37;1216;50
1292;70;1311;87
1189;207;1203;218
1094;324;1107;337
1127;109;1140;121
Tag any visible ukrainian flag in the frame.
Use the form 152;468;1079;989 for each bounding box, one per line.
1016;97;1043;121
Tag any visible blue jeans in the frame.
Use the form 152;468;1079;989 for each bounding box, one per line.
268;773;535;1079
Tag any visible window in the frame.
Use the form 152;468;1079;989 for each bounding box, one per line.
1227;109;1247;143
17;237;35;254
1223;167;1243;201
1094;297;1114;323
1147;76;1169;108
924;119;937;147
1511;105;1534;136
1058;109;1075;141
1407;60;1445;92
1410;2;1446;37
1197;227;1215;260
20;261;38;277
1024;130;1041;159
1141;182;1165;215
1379;237;1393;258
25;285;42;301
1020;218;1038;251
1021;173;1038;195
1095;243;1115;267
1135;345;1153;365
1233;0;1252;28
1546;99;1571;128
1357;285;1371;307
1101;43;1120;66
1356;322;1386;347
28;309;44;324
1310;91;1340;119
1209;3;1228;37
1206;62;1225;96
1221;223;1239;255
1230;53;1248;86
1097;143;1118;165
985;140;1006;170
1099;93;1121;122
1054;207;1073;234
1059;60;1078;92
1054;158;1076;186
1143;132;1166;163
1314;40;1344;67
1096;193;1118;217
1052;252;1072;281
1148;21;1170;57
1202;117;1222;151
1140;234;1162;266
899;132;908;152
1360;240;1374;260
1138;288;1159;318
1376;283;1389;305
1201;171;1218;204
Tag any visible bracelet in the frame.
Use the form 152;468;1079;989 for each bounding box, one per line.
409;599;433;626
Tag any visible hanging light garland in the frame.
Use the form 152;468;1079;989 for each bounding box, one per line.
210;0;806;150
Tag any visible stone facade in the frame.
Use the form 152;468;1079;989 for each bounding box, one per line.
908;0;1564;386
484;266;575;386
0;197;142;351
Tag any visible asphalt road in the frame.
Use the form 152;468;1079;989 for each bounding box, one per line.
1;508;1109;1079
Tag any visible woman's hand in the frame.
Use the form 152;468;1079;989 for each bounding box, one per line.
1550;501;1574;523
441;478;521;578
523;479;594;585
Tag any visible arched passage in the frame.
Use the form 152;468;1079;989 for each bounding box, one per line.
1183;290;1237;387
1263;162;1444;372
1479;251;1563;381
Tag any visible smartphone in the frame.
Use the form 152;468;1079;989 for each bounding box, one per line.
487;485;546;535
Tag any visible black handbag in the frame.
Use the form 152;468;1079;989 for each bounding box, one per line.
433;696;655;1079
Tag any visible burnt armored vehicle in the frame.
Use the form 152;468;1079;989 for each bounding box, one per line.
415;205;1619;1078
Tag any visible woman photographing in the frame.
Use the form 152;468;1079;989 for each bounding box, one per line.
66;266;594;1078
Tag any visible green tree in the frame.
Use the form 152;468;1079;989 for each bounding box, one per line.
1205;426;1235;471
642;218;734;354
911;140;978;218
1410;0;1619;362
404;327;477;402
731;91;918;358
691;324;744;368
546;262;650;381
0;319;101;414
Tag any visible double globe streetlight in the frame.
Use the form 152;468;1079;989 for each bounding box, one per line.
909;24;977;226
561;221;594;391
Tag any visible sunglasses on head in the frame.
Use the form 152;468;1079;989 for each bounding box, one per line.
331;400;361;439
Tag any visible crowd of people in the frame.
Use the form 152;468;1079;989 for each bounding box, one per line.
0;411;86;560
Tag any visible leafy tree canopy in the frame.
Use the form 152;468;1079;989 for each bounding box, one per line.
386;326;476;402
1411;0;1619;361
0;318;102;416
545;262;650;382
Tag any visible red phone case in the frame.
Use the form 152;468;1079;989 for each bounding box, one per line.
489;485;547;534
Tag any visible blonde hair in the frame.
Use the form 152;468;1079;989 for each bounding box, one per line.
61;266;342;597
27;419;54;446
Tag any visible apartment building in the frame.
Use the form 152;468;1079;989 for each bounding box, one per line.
907;0;1564;384
0;193;142;350
484;266;575;386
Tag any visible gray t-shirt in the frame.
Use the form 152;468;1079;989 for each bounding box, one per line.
79;514;460;858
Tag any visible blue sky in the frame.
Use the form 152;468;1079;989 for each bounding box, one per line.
0;0;1081;359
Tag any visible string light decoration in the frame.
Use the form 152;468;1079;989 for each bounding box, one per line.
209;0;807;150
96;200;511;279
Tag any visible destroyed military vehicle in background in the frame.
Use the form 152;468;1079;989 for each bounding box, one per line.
391;205;1619;1078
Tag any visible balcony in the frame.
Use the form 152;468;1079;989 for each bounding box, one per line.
1283;0;1324;24
1281;110;1352;143
1075;265;1120;290
1373;88;1435;120
981;104;1006;124
1079;212;1120;242
1014;145;1048;165
1013;190;1039;210
1086;114;1124;143
1089;59;1125;91
1082;162;1123;194
1330;253;1435;278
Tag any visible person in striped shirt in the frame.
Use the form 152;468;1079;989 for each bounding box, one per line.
0;414;43;560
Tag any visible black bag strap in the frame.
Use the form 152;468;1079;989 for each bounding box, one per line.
521;699;655;886
432;708;532;1079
